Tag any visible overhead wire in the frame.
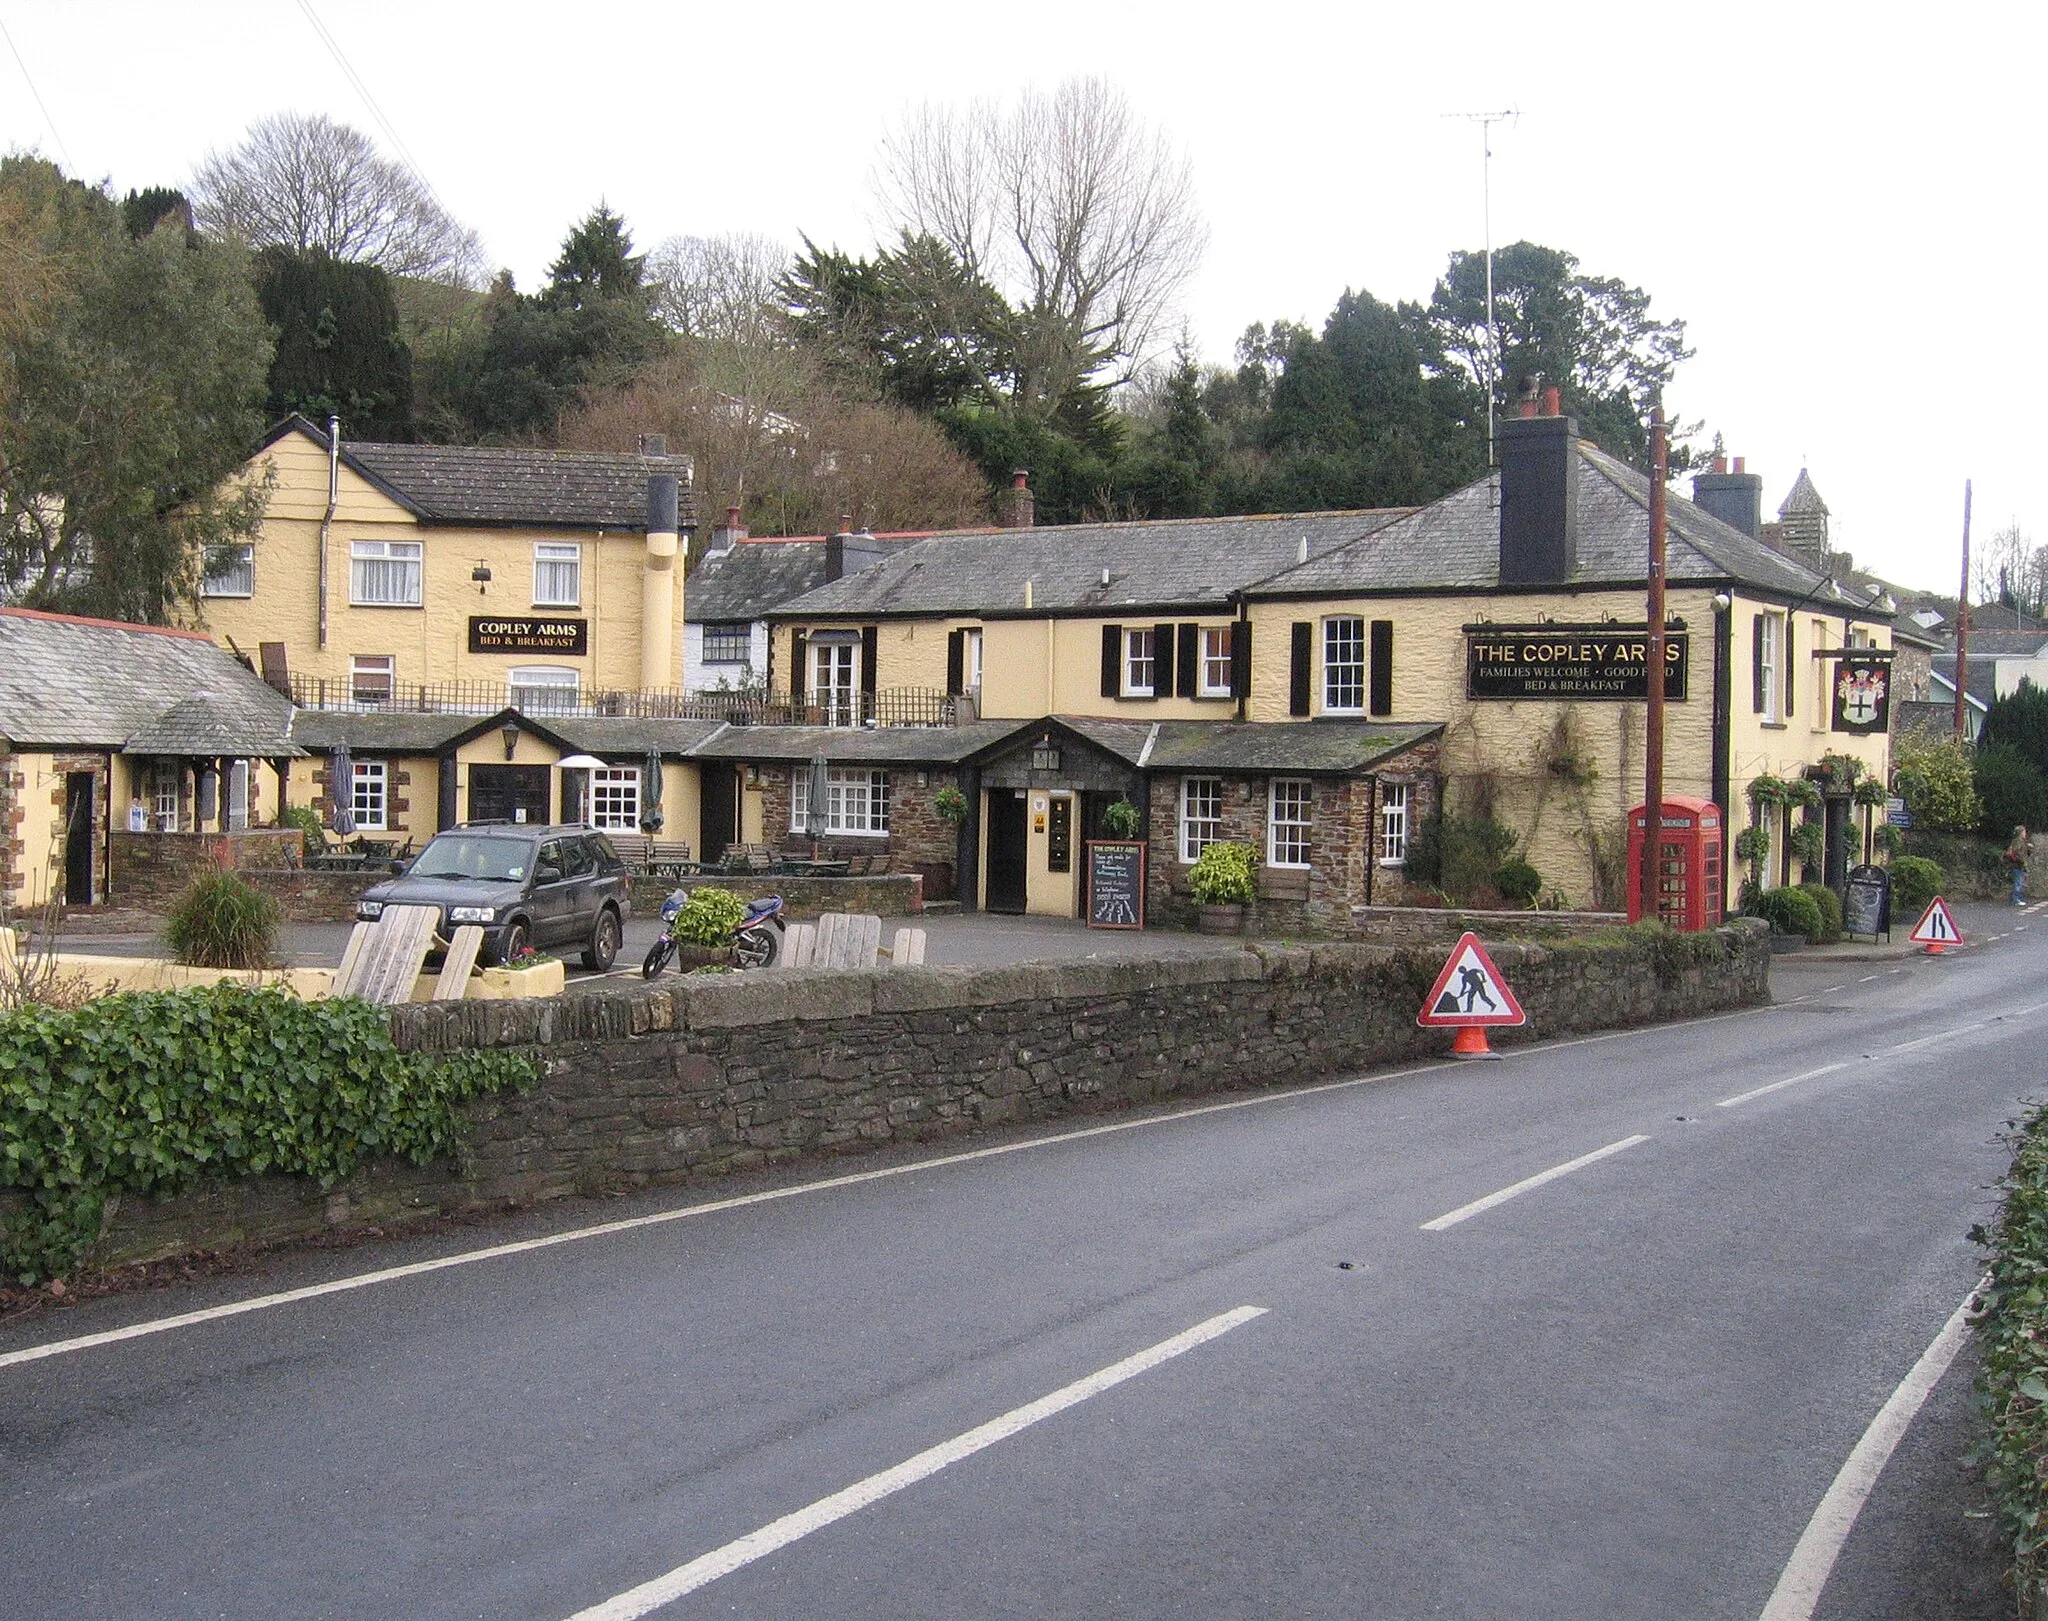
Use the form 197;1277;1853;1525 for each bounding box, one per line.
291;0;454;219
0;14;75;172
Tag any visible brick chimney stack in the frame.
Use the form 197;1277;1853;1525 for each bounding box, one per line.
999;469;1035;529
1497;384;1578;586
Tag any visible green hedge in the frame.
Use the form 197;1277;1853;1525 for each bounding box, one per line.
1797;882;1843;945
1751;885;1825;941
1976;1105;2048;1604
0;984;537;1282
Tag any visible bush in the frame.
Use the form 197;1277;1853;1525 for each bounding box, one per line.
1788;819;1826;878
1102;798;1142;837
1751;885;1824;941
1894;733;1982;832
1972;1105;2048;1604
0;984;538;1281
1797;882;1843;944
162;870;280;969
1889;854;1943;918
1188;841;1257;905
1494;859;1542;907
932;785;968;825
1975;743;2048;841
277;803;324;852
1406;810;1518;905
672;887;748;948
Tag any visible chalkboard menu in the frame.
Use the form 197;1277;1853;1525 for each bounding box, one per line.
1086;840;1146;930
1842;864;1891;939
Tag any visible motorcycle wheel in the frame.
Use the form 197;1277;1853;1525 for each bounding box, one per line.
641;938;675;980
732;926;779;970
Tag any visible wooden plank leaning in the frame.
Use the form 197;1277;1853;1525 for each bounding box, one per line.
331;922;371;997
336;904;440;1005
782;921;817;968
887;927;927;966
846;913;882;968
815;911;848;967
432;924;487;1001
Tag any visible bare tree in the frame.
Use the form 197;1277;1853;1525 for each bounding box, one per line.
648;232;789;348
875;77;1206;416
191;112;483;285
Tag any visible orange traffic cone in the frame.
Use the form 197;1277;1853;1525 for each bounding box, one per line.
1449;1027;1496;1059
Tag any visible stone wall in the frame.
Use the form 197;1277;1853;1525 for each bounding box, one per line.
108;829;308;908
80;920;1769;1266
241;868;372;922
1349;904;1628;944
627;872;924;917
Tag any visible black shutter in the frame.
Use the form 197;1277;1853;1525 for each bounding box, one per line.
1152;624;1176;697
945;629;964;696
1230;620;1251;700
1752;615;1765;713
1783;616;1795;714
1369;619;1394;717
1177;623;1199;698
1289;622;1313;716
861;625;879;699
790;629;808;701
1102;624;1122;697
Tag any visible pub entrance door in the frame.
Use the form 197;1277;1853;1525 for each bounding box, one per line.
63;771;94;905
984;789;1028;914
468;764;551;826
700;763;739;864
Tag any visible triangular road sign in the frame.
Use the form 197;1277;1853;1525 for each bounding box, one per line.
1908;895;1963;948
1416;932;1528;1028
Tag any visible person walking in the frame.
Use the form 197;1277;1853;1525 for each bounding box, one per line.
2008;825;2033;906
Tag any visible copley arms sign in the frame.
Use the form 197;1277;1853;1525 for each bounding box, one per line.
469;616;588;655
1465;624;1688;701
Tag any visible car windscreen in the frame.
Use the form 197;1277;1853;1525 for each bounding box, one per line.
409;835;535;882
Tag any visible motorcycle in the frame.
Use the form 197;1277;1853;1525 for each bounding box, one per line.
641;889;786;979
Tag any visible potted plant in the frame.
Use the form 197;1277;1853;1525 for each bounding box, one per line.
1102;798;1142;838
933;784;968;826
1188;841;1257;934
1788;818;1826;882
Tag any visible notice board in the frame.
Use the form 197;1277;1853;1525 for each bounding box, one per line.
1842;864;1891;939
1085;839;1146;929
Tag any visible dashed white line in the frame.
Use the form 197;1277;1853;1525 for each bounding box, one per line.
1421;1136;1650;1231
1717;1063;1851;1109
1757;1286;1979;1621
560;1306;1270;1620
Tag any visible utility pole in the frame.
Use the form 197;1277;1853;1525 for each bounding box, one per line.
1955;478;1973;739
1640;408;1669;925
1445;108;1518;465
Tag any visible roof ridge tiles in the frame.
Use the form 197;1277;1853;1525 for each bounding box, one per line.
0;606;216;641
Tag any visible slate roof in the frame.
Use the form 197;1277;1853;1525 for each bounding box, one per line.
267;416;696;531
1140;721;1442;775
688;721;1022;765
770;510;1410;620
0;609;298;755
1932;655;2005;708
687;537;924;624
1779;468;1829;516
1245;441;1869;609
288;711;477;754
287;709;726;758
1948;629;2048;657
546;717;726;757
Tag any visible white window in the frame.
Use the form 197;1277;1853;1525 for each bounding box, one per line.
350;539;423;606
1269;778;1312;868
201;544;254;597
793;765;891;835
1324;617;1365;712
1200;626;1234;697
964;629;984;695
1179;776;1222;863
532;542;582;607
1378;781;1409;864
351;655;394;704
703;622;752;663
1125;628;1157;697
1812;619;1829;727
152;765;180;832
352;760;388;831
588;766;640;831
509;666;579;712
810;639;859;724
1759;612;1782;721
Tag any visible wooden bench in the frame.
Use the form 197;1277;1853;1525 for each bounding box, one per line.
332;904;440;1005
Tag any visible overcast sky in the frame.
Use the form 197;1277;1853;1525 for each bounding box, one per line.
4;1;2039;594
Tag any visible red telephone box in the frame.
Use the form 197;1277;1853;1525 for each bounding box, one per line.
1626;795;1724;929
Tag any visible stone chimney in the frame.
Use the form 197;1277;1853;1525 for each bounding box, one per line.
638;433;668;457
1497;384;1578;586
1691;452;1764;539
999;469;1035;529
708;503;747;557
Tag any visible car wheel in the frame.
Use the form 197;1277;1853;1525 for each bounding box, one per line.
583;907;621;971
495;921;530;965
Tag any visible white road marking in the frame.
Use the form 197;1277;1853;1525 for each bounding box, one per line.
1420;1136;1650;1231
1717;1063;1851;1109
560;1306;1269;1621
1757;1285;1979;1621
1856;975;1880;983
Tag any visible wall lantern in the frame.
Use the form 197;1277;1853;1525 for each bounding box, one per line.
501;721;521;760
472;561;493;594
1031;744;1060;772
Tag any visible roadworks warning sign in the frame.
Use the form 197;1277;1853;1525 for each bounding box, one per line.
1908;896;1963;947
1416;932;1528;1028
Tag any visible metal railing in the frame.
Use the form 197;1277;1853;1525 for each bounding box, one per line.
287;676;957;727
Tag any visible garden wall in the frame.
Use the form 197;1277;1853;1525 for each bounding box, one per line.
79;921;1769;1267
627;872;923;918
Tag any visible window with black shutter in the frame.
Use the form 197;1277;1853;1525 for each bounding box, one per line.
1101;624;1123;697
1230;619;1252;699
1289;622;1312;716
1369;620;1393;716
946;629;964;696
1152;623;1176;697
1176;623;1198;698
1752;614;1766;714
861;626;879;699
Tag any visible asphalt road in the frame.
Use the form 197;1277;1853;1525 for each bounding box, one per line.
3;907;2041;1618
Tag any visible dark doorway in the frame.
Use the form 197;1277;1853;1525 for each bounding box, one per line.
63;771;95;905
700;764;740;864
467;764;551;826
1824;795;1852;888
985;789;1029;913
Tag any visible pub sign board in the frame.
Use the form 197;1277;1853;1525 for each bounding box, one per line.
1085;839;1146;929
469;616;589;656
1466;625;1688;702
1831;654;1891;734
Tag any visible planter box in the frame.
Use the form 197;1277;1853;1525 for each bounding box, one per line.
471;960;566;1000
1197;903;1247;936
